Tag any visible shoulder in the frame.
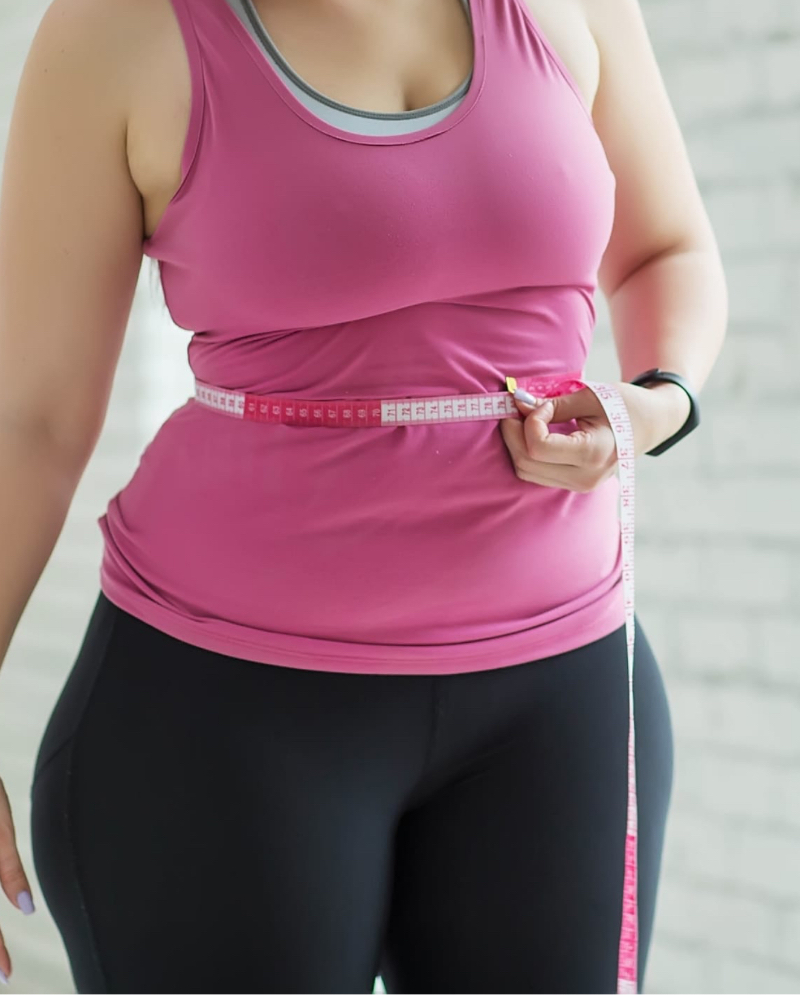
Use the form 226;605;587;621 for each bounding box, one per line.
27;0;178;104
515;0;602;113
575;0;658;73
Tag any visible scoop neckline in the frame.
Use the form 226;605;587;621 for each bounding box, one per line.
218;0;487;146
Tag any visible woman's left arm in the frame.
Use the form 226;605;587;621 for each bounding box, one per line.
501;0;729;485
587;0;728;432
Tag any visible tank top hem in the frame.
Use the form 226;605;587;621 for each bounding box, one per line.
97;568;626;676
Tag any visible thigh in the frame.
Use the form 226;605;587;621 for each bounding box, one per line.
380;617;674;995
31;594;419;994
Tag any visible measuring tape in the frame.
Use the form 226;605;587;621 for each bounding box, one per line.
194;371;639;994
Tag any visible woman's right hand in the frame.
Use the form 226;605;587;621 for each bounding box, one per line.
0;776;35;985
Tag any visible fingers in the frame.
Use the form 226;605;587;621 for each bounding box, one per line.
505;399;589;466
0;785;14;986
0;779;34;915
500;403;614;491
0;778;36;983
512;461;614;491
500;411;584;472
0;926;10;984
520;405;595;466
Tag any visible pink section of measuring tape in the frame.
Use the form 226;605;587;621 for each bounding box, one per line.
193;372;639;994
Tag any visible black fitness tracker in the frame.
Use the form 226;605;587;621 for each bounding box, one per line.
628;367;700;455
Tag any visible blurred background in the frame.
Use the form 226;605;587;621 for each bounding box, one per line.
0;0;798;992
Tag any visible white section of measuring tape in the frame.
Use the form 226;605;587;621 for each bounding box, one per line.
196;383;246;417
582;380;638;995
380;392;514;424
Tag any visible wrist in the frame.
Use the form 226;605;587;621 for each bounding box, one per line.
643;381;693;447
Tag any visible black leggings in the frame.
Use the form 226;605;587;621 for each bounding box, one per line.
30;591;674;994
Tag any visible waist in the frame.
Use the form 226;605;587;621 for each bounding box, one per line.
193;370;586;427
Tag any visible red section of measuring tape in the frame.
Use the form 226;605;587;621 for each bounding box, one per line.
244;394;385;428
194;372;639;994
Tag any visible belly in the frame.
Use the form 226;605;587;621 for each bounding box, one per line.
102;400;622;645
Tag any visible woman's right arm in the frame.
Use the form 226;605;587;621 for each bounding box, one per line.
0;0;145;978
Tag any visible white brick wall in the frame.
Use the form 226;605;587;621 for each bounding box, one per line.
613;2;800;991
0;1;798;993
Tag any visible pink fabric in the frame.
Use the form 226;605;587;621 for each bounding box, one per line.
98;0;622;674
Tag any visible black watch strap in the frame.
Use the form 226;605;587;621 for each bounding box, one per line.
628;368;700;455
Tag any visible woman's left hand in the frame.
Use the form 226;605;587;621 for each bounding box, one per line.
499;382;686;492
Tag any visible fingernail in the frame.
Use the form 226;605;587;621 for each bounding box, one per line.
513;387;538;406
0;967;8;985
17;889;35;915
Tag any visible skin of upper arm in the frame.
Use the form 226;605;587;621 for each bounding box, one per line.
582;0;720;298
0;0;144;467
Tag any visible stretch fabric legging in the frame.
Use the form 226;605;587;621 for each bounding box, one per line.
30;590;674;994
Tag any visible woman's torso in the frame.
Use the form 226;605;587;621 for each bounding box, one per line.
96;0;623;673
127;0;600;238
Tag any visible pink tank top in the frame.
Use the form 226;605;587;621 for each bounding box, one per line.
97;0;622;674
